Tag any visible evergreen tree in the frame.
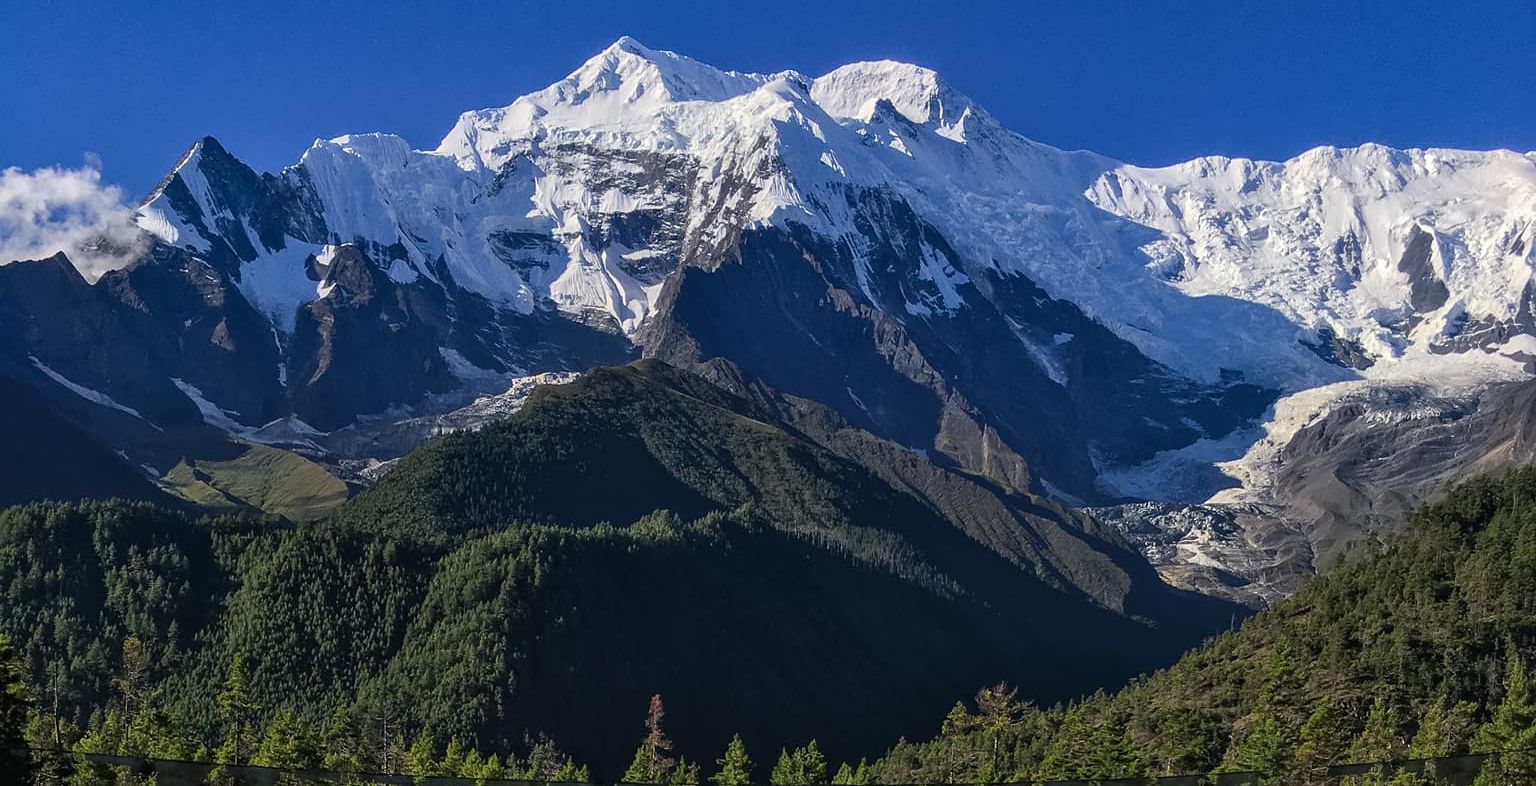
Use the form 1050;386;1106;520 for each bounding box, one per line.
477;752;505;782
254;707;319;769
1224;711;1297;785
712;734;753;786
626;743;660;784
1409;699;1478;784
1408;699;1478;759
623;694;676;782
1350;694;1406;785
770;748;796;785
1353;695;1406;763
1036;703;1097;781
215;654;258;766
973;683;1023;782
795;740;827;784
1083;716;1141;781
1293;699;1347;786
1140;705;1224;776
1474;650;1536;785
939;701;974;737
669;756;701;785
440;738;467;777
320;707;365;772
404;730;437;779
0;635;35;785
110;637;149;740
646;695;676;778
460;748;484;782
128;704;191;760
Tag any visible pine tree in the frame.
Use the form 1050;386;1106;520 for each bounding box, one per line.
524;737;556;780
440;738;468;777
215;654;257;766
712;734;753;786
404;730;438;779
646;694;676;778
1474;650;1536;785
111;637;149;740
973;683;1023;782
1036;703;1095;781
0;635;35;785
940;702;974;737
626;743;659;784
461;748;484;783
1082;717;1141;782
1409;699;1478;783
623;694;676;782
1353;695;1405;763
669;756;701;785
795;740;827;784
770;748;797;785
478;753;506;782
1142;705;1224;776
254;707;317;769
1351;694;1406;785
1294;700;1347;786
1224;711;1297;785
321;707;364;772
831;763;853;784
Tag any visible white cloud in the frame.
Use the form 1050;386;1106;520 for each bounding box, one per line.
0;163;149;281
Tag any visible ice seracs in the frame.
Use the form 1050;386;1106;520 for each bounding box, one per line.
1088;144;1536;369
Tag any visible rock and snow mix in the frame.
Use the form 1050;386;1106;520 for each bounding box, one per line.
122;38;1536;519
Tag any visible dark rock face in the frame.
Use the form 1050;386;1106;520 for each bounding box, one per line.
1430;279;1536;359
152;137;328;276
1398;226;1451;313
1302;325;1377;370
0;243;630;483
643;189;1274;501
287;246;457;431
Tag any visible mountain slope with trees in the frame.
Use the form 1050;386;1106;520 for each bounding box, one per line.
857;467;1536;784
0;361;1236;777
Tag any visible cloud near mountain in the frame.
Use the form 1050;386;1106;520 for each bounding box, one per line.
0;162;148;280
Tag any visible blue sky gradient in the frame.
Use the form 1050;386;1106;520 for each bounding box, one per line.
3;0;1532;195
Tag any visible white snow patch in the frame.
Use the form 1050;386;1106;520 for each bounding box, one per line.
171;377;246;431
29;355;154;424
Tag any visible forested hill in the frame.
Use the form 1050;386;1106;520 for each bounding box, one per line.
0;360;1236;777
340;359;1223;620
857;467;1536;784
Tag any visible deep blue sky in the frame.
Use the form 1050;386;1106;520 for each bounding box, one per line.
3;0;1533;197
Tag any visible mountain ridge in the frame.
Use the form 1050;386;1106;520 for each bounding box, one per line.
4;37;1535;603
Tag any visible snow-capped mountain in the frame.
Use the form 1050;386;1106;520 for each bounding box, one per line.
5;37;1536;602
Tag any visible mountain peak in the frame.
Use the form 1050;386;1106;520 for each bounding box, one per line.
559;37;771;108
811;60;980;133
